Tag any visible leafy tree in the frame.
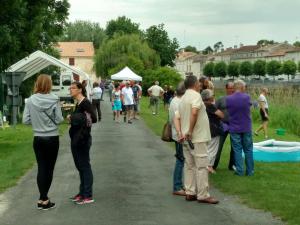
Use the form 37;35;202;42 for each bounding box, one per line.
202;46;213;55
227;62;239;79
266;60;281;80
253;60;266;78
298;61;300;72
0;0;70;72
257;39;277;46
213;41;224;53
60;20;106;49
184;45;198;53
94;34;160;78
145;24;179;67
213;61;227;78
239;61;253;79
282;60;297;80
203;62;214;77
105;16;141;39
293;41;300;47
142;67;182;95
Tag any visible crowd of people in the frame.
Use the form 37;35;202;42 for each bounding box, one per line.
22;73;269;210
168;75;269;205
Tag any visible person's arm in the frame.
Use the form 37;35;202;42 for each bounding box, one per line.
186;108;198;140
174;111;184;142
22;101;31;125
147;87;152;96
215;109;224;119
54;102;64;124
84;100;97;123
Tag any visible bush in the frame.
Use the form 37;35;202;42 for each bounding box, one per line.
141;67;182;95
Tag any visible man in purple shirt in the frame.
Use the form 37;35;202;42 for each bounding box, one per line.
226;80;254;176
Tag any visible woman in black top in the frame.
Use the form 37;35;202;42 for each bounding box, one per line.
68;81;97;204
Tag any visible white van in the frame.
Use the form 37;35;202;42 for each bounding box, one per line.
51;70;74;102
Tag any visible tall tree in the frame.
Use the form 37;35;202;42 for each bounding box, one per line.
213;41;224;53
94;34;160;78
184;45;198;53
239;61;253;79
203;62;214;77
227;62;239;79
60;20;106;49
253;60;266;78
145;24;179;67
0;0;70;72
213;61;227;78
266;60;281;80
293;41;300;47
257;39;277;46
105;16;141;39
202;46;213;55
282;60;297;80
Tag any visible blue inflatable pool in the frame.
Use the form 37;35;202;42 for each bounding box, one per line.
253;139;300;162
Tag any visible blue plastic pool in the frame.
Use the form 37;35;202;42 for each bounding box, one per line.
253;139;300;162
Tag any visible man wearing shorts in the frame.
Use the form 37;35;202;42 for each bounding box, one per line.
121;81;134;124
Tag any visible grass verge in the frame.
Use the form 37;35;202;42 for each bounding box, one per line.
0;122;68;193
140;96;300;225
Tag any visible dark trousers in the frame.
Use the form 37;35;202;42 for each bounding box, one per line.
92;99;101;121
213;131;235;170
71;136;93;198
33;136;59;201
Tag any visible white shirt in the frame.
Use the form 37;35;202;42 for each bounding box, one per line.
121;87;134;105
91;87;102;100
258;94;268;109
169;96;181;141
148;85;164;97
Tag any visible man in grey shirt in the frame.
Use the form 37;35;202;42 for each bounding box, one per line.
213;81;235;171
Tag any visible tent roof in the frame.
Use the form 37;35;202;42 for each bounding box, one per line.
111;66;142;81
6;50;90;81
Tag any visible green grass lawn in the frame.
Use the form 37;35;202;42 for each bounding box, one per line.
0;122;68;193
140;97;300;225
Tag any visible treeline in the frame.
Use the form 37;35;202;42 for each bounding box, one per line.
203;60;300;80
61;17;182;89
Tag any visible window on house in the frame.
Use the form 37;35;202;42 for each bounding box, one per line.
76;48;85;52
69;58;75;65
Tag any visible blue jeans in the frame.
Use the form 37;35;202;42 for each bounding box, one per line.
230;132;254;176
173;141;184;192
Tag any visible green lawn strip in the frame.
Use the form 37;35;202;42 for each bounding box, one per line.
140;97;300;225
0;122;69;193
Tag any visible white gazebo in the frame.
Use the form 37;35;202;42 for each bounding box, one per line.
111;66;142;81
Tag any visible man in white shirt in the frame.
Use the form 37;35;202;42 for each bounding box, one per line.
254;87;269;138
121;81;134;124
147;81;164;115
91;82;103;122
174;75;219;204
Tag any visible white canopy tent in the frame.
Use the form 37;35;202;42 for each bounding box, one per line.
6;50;92;97
111;66;142;81
6;50;90;81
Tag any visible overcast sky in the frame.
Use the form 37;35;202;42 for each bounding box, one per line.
68;0;300;50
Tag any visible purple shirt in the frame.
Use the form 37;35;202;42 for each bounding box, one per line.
226;92;252;133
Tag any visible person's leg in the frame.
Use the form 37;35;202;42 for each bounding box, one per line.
92;99;97;120
155;97;159;114
71;139;84;196
76;137;93;198
116;110;120;122
173;142;184;192
182;145;196;196
192;142;210;200
207;136;219;167
242;132;254;176
230;133;244;176
97;100;101;121
262;121;268;138
33;137;50;201
43;136;59;199
124;105;128;122
228;142;235;170
213;131;228;170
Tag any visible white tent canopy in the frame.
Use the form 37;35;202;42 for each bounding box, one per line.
111;66;142;81
6;50;90;81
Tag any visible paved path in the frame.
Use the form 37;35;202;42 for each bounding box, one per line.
0;94;283;225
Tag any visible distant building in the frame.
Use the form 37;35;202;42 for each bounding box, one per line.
56;42;97;81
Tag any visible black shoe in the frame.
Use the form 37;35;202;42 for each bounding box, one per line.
37;202;43;210
128;120;132;124
41;200;56;211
